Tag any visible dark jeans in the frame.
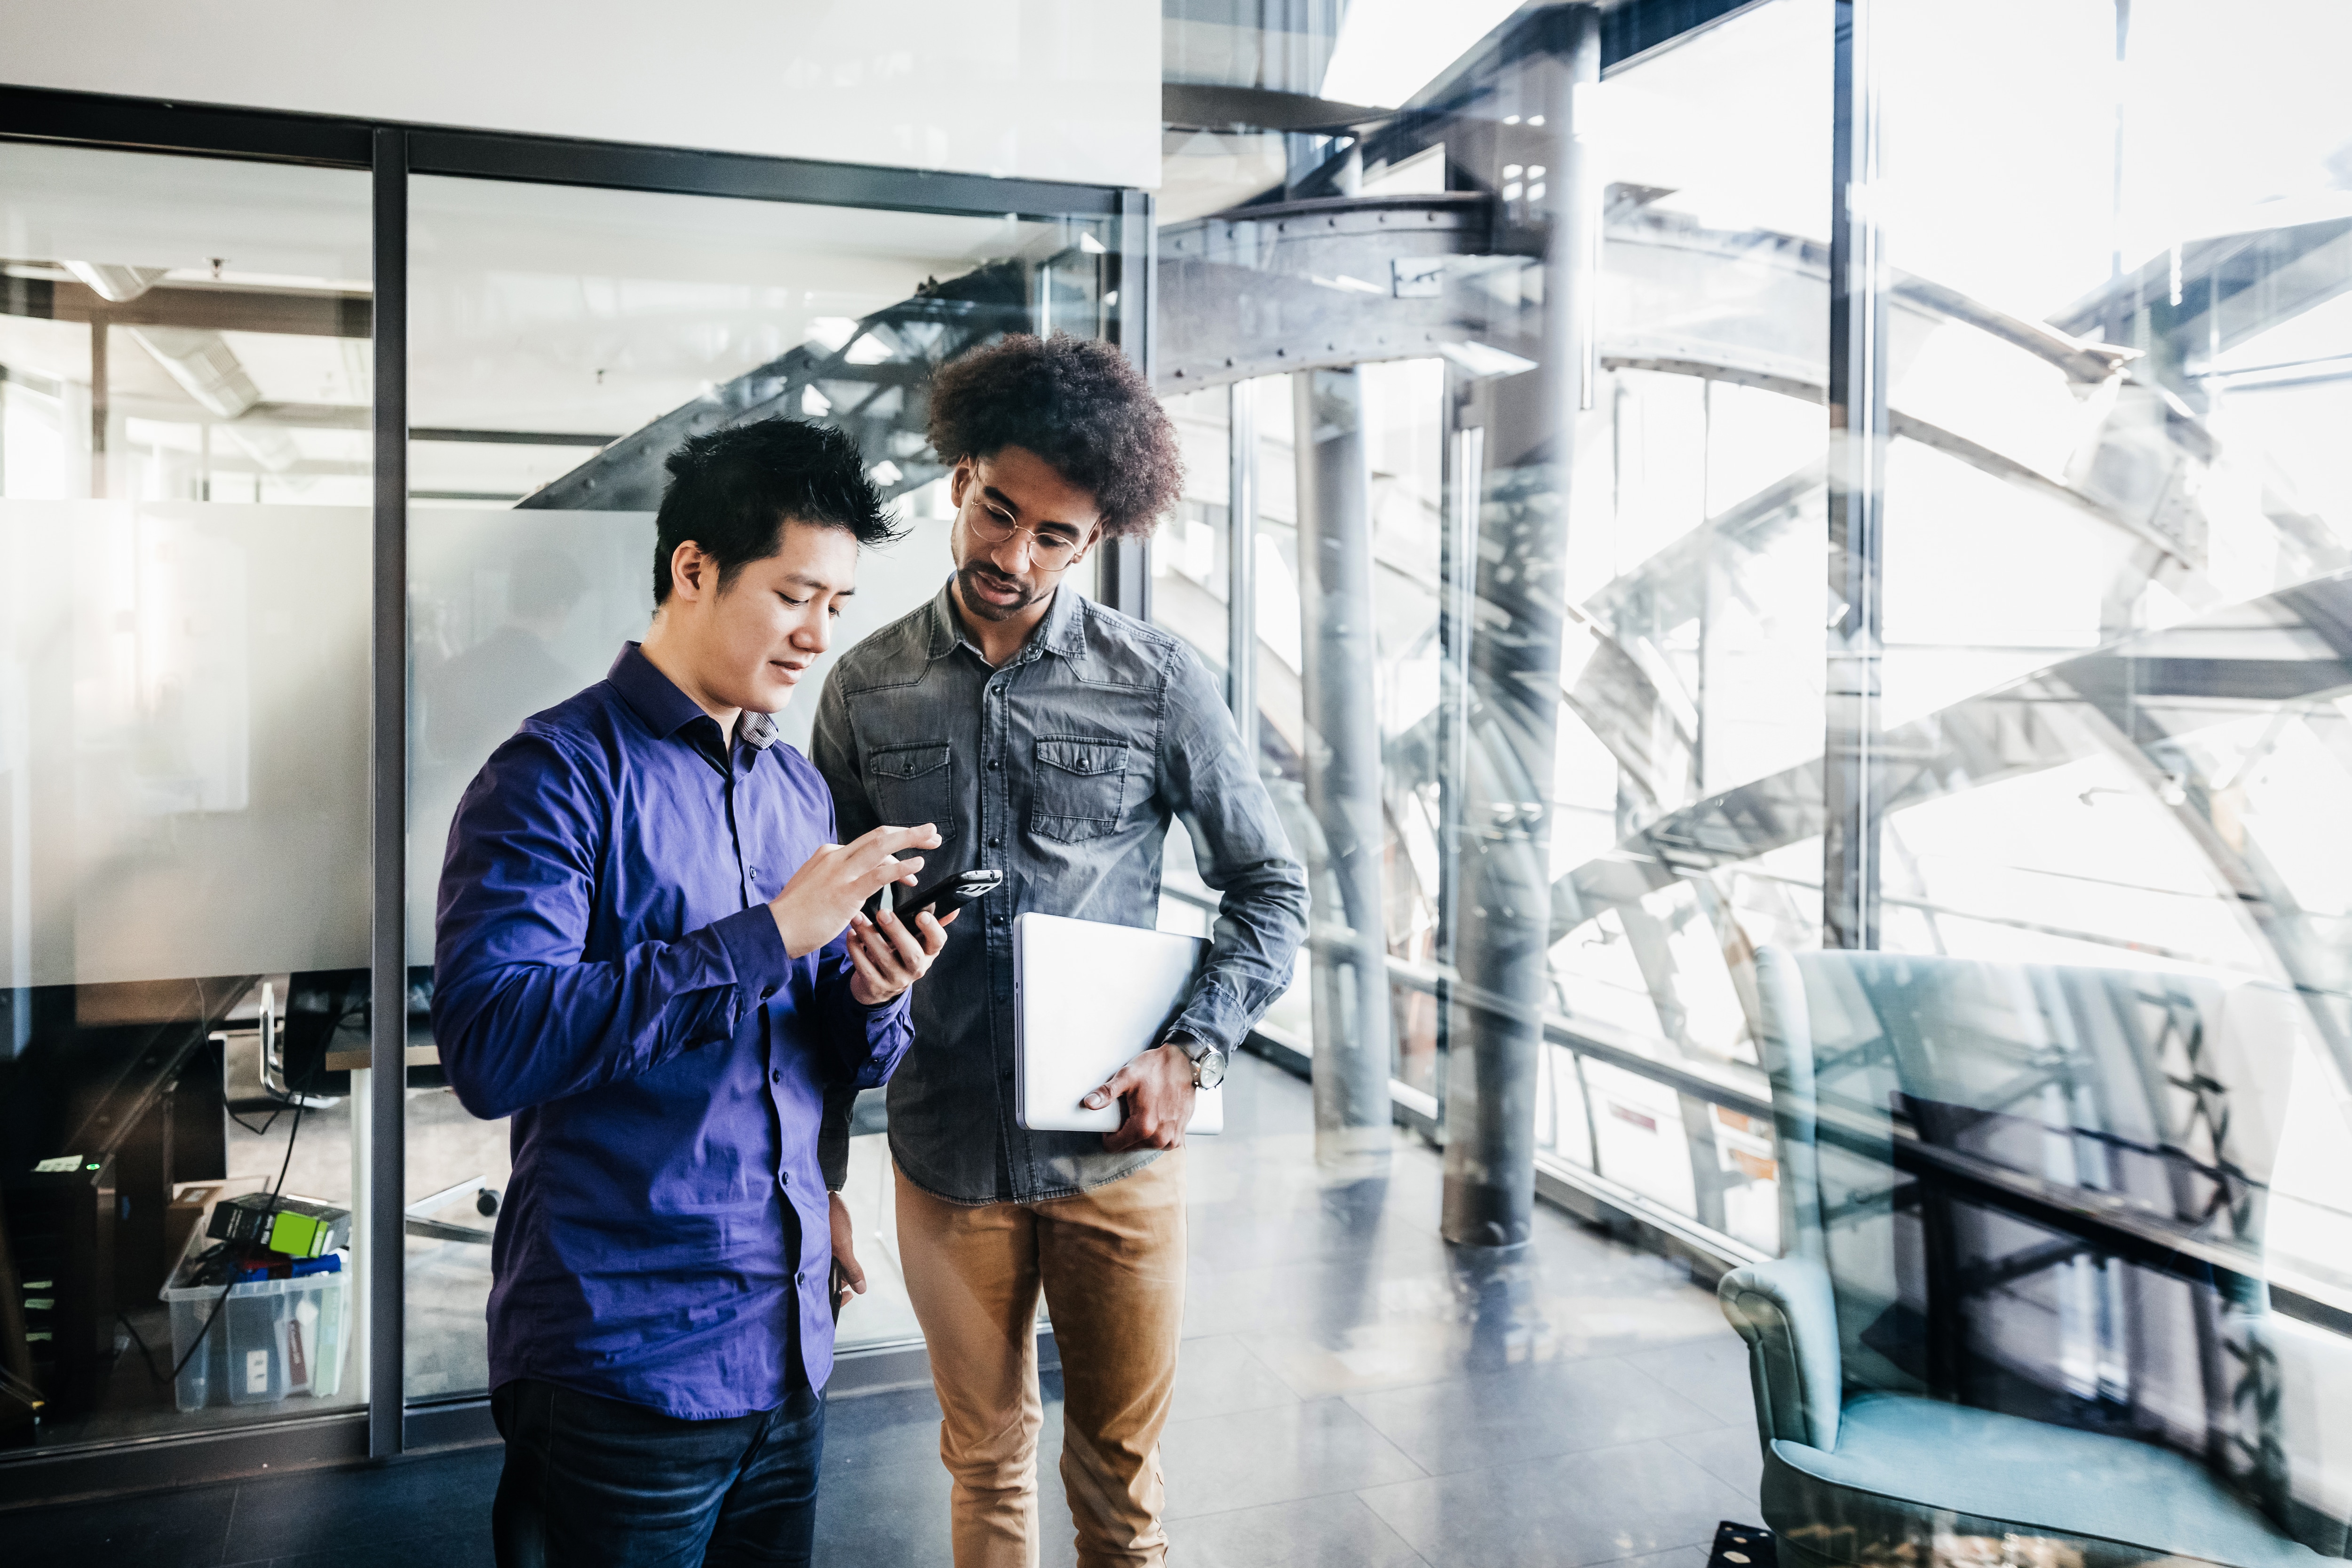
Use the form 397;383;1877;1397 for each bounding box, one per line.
491;1379;826;1568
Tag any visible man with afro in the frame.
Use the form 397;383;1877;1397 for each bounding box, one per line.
812;334;1307;1566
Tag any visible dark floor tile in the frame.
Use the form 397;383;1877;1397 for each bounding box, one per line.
1602;1546;1715;1568
1343;1354;1726;1474
262;1524;496;1568
1161;1397;1422;1519
823;1383;946;1474
1161;1490;1430;1567
822;1446;1083;1568
1665;1424;1765;1511
1361;1436;1753;1568
1621;1335;1756;1428
1171;1335;1303;1421
816;1456;956;1564
222;1447;503;1561
7;1480;237;1563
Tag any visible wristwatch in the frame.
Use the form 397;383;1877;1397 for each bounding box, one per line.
1171;1035;1227;1090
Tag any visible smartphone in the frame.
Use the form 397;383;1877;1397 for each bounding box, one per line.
830;1259;852;1322
864;867;1004;923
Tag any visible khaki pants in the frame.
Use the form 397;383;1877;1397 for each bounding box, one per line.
894;1155;1187;1568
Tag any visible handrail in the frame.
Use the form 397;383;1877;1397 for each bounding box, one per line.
1164;881;2352;1336
1163;881;1772;1118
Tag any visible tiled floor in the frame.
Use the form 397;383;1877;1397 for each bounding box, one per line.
7;1052;1766;1566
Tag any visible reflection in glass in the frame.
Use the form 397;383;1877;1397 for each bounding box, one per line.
402;174;1116;1390
0;141;372;1450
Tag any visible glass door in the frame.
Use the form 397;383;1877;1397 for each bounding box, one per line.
401;170;1118;1397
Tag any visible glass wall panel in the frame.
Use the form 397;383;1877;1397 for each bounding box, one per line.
1152;384;1231;679
1243;376;1316;1050
0;142;373;1451
1516;0;1829;1241
403;173;1115;1394
1149;0;1832;1228
1816;1;2352;1550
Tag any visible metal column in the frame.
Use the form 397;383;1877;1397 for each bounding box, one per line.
1293;367;1393;1172
1824;0;1886;952
367;126;408;1459
1434;404;1481;1078
1442;6;1599;1251
1227;378;1259;755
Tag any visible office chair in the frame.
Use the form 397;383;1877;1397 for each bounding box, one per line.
1719;947;2341;1568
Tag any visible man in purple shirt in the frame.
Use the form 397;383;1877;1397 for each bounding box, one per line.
434;420;955;1568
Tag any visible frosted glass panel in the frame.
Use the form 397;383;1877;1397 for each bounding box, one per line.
0;499;369;988
0;138;373;1458
405;508;658;960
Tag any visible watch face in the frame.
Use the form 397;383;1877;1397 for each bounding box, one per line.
1194;1049;1226;1089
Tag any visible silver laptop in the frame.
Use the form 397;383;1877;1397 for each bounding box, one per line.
1014;911;1223;1135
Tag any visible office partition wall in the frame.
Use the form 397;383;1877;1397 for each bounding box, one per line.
0;139;376;1458
0;85;1144;1495
400;174;1119;1400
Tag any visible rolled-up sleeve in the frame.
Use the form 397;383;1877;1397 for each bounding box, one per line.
1155;644;1310;1052
432;731;795;1122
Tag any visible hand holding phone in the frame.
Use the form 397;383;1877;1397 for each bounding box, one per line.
863;867;1004;924
843;862;987;1006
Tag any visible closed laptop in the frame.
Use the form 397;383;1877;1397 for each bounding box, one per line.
1013;911;1223;1135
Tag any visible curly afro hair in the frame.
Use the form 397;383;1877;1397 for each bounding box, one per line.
925;333;1183;538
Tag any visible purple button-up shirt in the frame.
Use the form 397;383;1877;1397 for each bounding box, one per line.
433;643;912;1417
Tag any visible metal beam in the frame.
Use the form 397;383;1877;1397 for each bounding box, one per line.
0;276;373;338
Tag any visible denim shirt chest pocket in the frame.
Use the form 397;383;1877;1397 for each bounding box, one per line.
1030;736;1131;843
868;740;954;829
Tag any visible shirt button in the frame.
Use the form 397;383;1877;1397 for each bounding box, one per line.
779;1171;791;1188
771;1070;782;1084
989;836;1002;847
989;758;1001;769
760;985;777;999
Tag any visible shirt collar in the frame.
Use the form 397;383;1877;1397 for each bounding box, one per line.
923;579;1090;665
605;642;781;759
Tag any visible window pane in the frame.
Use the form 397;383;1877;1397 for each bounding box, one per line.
0;141;373;1450
1857;0;2352;1537
403;173;1115;1395
1153;384;1231;676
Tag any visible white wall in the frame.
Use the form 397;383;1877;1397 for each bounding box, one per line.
0;0;1161;191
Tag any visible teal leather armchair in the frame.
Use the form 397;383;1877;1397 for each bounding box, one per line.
1721;948;2336;1568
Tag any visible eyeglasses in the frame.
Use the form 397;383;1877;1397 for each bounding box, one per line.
964;493;1085;571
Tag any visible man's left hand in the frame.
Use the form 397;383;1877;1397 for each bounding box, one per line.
1085;1042;1197;1152
845;905;956;1006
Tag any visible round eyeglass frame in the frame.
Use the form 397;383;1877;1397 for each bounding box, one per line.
962;491;1087;570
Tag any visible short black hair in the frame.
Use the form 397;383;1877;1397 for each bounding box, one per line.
652;418;900;605
925;333;1183;538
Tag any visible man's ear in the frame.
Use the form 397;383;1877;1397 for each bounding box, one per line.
668;540;709;603
1069;522;1105;564
947;460;974;509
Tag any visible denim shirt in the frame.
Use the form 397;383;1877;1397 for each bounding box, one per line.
811;582;1307;1204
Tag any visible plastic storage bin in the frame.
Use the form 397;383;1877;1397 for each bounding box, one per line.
161;1251;352;1413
